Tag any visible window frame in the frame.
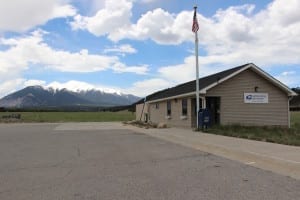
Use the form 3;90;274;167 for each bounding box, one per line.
167;100;171;116
182;98;188;116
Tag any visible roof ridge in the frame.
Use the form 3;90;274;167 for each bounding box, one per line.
164;63;251;90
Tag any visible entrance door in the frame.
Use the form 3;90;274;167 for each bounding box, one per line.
205;97;220;125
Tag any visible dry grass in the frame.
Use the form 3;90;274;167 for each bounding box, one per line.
205;112;300;146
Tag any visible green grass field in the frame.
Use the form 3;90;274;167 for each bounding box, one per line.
291;111;300;129
0;111;135;123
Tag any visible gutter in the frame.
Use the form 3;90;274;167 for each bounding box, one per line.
146;91;206;104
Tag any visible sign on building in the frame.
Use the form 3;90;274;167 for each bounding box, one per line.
244;93;268;103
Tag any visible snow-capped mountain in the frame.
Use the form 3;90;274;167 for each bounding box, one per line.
0;86;141;108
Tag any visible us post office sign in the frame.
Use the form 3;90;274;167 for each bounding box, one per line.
244;93;269;103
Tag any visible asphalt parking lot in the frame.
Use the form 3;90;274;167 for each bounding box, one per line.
0;123;299;200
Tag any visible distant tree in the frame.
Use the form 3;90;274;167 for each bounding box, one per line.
290;87;300;111
292;87;300;94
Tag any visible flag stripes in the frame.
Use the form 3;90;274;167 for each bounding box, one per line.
192;8;199;33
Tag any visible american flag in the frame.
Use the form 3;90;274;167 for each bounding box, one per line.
192;8;199;33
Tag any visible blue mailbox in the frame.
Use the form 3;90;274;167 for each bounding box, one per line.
198;108;211;129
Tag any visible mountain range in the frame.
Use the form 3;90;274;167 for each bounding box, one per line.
0;86;141;108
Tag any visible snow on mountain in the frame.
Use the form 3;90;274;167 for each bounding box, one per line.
0;85;141;108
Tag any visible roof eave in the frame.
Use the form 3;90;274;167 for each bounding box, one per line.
200;64;252;93
248;64;298;96
202;63;296;96
147;91;205;103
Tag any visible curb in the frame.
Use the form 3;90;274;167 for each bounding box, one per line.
125;125;300;180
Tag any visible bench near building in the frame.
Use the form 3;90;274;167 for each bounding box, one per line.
136;63;297;128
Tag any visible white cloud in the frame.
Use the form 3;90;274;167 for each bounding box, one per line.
24;80;47;87
0;77;167;98
2;0;300;98
40;79;169;97
196;0;300;67
45;78;171;97
70;0;192;44
141;0;158;3
275;72;300;87
158;57;195;83
124;78;173;97
112;63;148;74
0;0;76;32
281;71;295;76
103;44;137;54
0;78;46;98
140;0;300;88
105;8;193;44
0;79;25;98
71;0;132;37
47;80;95;92
137;55;236;96
157;55;238;86
266;0;300;26
0;79;124;98
0;30;148;97
0;30;117;73
46;80;121;94
0;29;148;73
32;79;167;97
111;8;192;44
71;0;300;67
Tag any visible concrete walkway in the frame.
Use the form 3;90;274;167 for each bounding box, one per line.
124;124;300;180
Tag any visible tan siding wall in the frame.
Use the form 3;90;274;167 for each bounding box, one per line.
206;69;289;126
135;103;148;121
148;98;192;128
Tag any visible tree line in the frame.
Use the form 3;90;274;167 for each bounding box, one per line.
0;104;136;112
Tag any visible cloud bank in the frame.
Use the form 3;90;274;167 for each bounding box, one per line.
0;0;76;32
0;0;300;98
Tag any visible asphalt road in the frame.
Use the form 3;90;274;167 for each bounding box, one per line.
0;123;299;200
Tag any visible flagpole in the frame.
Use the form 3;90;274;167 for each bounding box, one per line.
193;6;200;130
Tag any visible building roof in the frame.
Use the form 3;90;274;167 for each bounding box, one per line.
137;63;297;104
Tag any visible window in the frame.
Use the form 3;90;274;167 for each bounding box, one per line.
167;100;171;116
155;103;159;109
182;98;187;116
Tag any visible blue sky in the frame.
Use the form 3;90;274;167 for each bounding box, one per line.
0;0;299;98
